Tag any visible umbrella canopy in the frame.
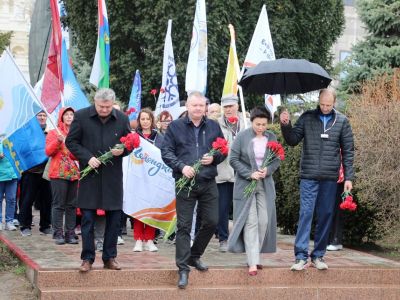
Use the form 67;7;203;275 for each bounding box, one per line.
239;58;331;95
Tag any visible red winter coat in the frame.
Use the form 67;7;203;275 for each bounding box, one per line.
45;107;79;181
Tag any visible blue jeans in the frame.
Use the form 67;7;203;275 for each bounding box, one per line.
217;182;233;242
0;179;18;223
294;179;337;260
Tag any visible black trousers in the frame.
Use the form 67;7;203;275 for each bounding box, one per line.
175;180;219;272
19;172;52;231
80;209;121;263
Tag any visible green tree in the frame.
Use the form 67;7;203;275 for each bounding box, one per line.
62;0;344;108
0;32;12;53
340;0;400;94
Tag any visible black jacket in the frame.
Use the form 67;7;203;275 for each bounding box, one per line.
281;107;354;181
161;116;226;181
65;105;131;210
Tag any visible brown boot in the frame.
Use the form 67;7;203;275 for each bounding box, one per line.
103;258;121;270
79;260;92;272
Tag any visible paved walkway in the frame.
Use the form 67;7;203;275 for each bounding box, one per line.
1;214;400;272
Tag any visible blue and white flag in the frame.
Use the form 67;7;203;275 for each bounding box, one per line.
156;20;180;120
185;0;207;95
127;70;141;121
0;50;47;176
61;39;90;110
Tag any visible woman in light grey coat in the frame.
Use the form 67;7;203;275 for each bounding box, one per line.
228;107;280;275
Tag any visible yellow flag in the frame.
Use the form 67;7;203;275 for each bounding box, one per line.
222;24;241;100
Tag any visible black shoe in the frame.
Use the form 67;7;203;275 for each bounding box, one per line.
65;230;79;244
53;229;65;245
188;258;208;271
177;271;189;289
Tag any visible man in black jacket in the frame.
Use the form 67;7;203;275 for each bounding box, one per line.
161;91;226;289
66;88;131;272
280;88;354;271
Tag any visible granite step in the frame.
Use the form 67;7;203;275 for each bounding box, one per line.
39;284;400;300
36;268;400;289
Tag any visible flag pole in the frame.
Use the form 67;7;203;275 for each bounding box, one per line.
238;86;247;129
5;49;60;134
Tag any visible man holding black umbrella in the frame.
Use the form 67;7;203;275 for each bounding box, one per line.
279;88;354;271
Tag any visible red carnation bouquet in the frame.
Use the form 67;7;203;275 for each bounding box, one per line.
243;141;285;198
176;137;229;196
340;191;357;211
80;132;140;180
227;116;238;124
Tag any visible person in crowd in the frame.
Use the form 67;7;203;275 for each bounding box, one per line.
327;161;345;251
161;91;226;289
215;95;248;252
228;106;280;275
280;88;354;271
157;110;173;135
45;107;79;245
207;103;221;121
19;111;52;236
0;143;18;231
132;108;163;252
66;88;131;272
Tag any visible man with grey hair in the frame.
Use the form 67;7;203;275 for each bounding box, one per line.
162;91;226;289
66;88;131;272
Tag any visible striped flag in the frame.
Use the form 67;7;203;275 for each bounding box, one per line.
89;0;110;88
185;0;207;95
222;24;241;100
156;20;180;120
127;70;141;121
40;0;63;113
243;5;281;119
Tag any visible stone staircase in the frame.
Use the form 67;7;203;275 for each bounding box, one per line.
36;268;400;300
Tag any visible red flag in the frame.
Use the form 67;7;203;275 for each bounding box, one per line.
41;0;63;113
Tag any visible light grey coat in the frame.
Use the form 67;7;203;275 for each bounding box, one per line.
228;128;280;253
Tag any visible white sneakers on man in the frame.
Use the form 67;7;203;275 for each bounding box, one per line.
311;257;328;270
117;236;125;245
144;240;158;252
5;222;17;231
327;244;343;251
290;259;308;271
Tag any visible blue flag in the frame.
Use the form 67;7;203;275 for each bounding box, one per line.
0;50;47;177
61;39;90;110
127;70;141;121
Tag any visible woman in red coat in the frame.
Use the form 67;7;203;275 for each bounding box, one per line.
45;107;79;245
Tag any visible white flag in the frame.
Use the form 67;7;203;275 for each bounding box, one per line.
155;20;181;120
185;0;207;95
243;5;281;119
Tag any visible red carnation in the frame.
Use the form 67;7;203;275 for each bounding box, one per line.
125;107;136;116
212;137;229;156
160;87;165;93
150;89;158;95
340;192;357;211
227;116;238;124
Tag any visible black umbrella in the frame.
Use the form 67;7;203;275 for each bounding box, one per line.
239;58;331;95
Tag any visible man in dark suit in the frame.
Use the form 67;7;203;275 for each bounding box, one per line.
66;88;131;272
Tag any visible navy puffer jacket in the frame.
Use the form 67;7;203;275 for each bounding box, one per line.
281;107;354;181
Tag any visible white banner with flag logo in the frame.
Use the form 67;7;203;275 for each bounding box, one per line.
185;0;207;95
243;4;281;119
156;20;180;120
122;138;176;236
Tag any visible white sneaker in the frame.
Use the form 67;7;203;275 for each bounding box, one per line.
0;223;3;231
327;244;343;251
13;219;19;227
117;236;124;245
133;240;143;252
5;222;17;231
312;257;328;270
144;240;158;252
290;259;308;271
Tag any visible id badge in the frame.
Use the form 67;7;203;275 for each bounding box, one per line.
321;133;329;139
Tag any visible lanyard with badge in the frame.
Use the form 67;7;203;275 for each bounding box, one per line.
321;109;337;139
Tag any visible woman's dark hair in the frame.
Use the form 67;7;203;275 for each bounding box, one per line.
250;106;271;122
137;108;156;130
